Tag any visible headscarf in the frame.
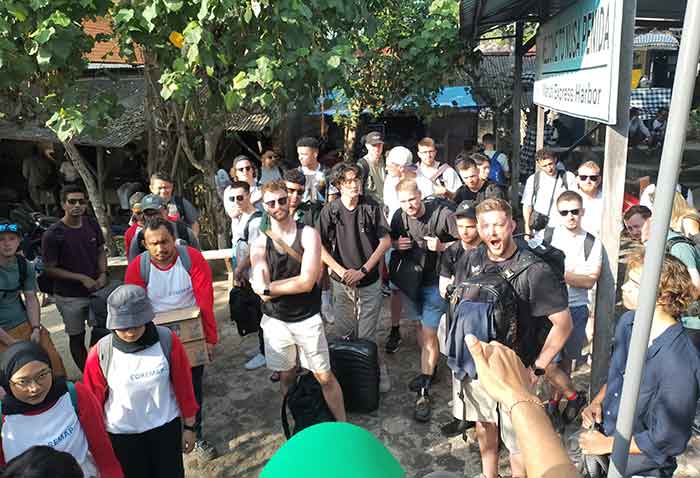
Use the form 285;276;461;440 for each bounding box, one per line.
0;341;68;415
111;321;160;354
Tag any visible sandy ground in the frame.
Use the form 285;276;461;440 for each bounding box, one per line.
42;280;700;477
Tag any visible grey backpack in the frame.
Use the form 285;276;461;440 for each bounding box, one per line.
98;326;173;379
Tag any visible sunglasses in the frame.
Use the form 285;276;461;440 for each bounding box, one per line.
558;208;581;216
66;198;87;205
237;166;253;172
228;195;247;202
578;175;600;181
286;187;304;195
0;224;19;233
264;196;288;208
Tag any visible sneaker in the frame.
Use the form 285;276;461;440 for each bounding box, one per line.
244;353;266;370
385;328;402;354
562;392;587;425
379;364;392;393
192;439;217;461
546;401;564;432
440;418;475;437
414;388;432;422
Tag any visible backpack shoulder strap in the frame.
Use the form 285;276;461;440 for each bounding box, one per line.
175;221;189;241
156;326;173;367
16;255;27;291
67;381;78;412
139;251;151;285
430;163;451;184
666;235;695;253
584;233;595;260
531;171;540;207
543;227;554;244
176;245;192;273
501;249;541;282
98;334;113;380
174;196;186;218
242;211;263;243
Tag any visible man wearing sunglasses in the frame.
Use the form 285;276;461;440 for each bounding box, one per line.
42;185;107;370
576;160;603;236
250;180;347;423
127;194;200;263
230;155;261;205
542;190;602;429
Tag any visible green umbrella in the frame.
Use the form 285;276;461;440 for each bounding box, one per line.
260;422;405;478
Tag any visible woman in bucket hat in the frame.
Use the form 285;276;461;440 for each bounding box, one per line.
82;284;198;478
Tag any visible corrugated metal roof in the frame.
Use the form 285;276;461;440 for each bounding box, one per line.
0;76;271;148
460;0;688;40
634;31;680;51
463;54;537;109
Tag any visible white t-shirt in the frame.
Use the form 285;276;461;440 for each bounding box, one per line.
522;170;576;228
300;164;327;203
579;189;604;236
417;162;462;193
484;149;510;174
2;393;98;477
146;256;197;313
104;342;180;434
548;227;602;307
383;174;434;222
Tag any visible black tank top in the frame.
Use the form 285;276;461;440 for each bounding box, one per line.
261;224;321;322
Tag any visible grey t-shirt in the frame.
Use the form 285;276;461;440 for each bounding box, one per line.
165;196;200;226
0;257;36;330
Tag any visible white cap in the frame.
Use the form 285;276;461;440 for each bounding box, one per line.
386;146;413;166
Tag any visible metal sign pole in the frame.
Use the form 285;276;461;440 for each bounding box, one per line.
607;1;700;476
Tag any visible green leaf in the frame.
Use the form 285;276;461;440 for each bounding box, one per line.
224;89;240;110
163;0;183;12
327;55;341;68
186;44;199;64
113;9;135;24
232;71;249;90
142;3;158;32
183;22;202;45
48;11;71;27
29;0;49;10
33;26;56;45
197;0;209;21
36;46;52;66
297;3;312;19
251;0;261;17
7;4;29;22
243;6;252;23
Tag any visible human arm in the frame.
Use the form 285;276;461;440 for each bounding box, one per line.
343;235;391;287
266;227;321;296
465;335;577;478
671;242;700;295
191;221;200;237
535;309;573;370
169;333;198;454
321;245;346;278
564;268;601;289
182;198;201;237
682;217;700;237
250;234;272;301
522;205;533;236
186;248;217;346
25;292;41;342
582;384;608;428
439;275;454;299
521;176;534;236
74;382;124;478
96;247;108;288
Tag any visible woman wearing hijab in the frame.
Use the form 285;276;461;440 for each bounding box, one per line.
82;284;198;478
0;341;122;478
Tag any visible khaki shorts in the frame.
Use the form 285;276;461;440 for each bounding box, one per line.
460;378;519;453
54;295;91;336
261;313;331;374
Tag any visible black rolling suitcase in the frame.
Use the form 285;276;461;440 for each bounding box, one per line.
329;338;380;413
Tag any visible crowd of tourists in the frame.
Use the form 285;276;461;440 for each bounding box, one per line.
0;130;698;478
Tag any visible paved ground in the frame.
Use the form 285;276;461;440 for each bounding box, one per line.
43;280;700;477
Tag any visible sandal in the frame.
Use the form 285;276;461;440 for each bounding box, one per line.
269;371;280;382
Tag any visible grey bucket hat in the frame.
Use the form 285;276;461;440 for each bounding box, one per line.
106;284;155;330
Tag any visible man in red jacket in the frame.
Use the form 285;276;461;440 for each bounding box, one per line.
124;217;218;461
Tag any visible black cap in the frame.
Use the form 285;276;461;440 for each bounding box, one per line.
454;200;476;219
365;131;384;145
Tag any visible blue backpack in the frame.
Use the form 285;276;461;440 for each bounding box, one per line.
487;152;507;185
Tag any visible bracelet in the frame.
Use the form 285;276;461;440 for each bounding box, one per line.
183;424;196;432
31;325;41;330
507;398;543;416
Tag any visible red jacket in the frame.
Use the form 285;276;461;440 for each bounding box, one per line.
124;223;139;260
123;246;218;345
82;330;199;420
0;382;124;478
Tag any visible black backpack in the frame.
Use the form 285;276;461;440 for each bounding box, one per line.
447;245;553;365
281;373;334;438
228;285;261;336
666;234;698;254
542;227;596;262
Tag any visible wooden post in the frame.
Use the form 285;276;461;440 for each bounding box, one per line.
590;0;636;397
536;106;545;150
509;21;524;211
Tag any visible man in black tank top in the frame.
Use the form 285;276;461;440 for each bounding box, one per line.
250;180;346;422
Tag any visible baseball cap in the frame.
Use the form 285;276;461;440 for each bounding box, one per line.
0;222;21;237
106;285;155;330
454;200;476;219
140;194;165;212
260;422;404;478
365;131;384;146
129;192;146;212
386;146;413;166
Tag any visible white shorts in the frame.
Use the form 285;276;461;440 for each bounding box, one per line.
261;313;331;374
460;378;519;453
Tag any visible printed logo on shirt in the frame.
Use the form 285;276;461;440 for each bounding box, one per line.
130;366;168;382
471;265;481;275
47;424;76;448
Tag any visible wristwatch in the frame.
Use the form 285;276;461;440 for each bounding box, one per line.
360;266;368;274
183;424;196;432
532;366;546;376
263;288;271;296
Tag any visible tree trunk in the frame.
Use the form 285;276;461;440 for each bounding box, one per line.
203;129;228;249
63;142;116;256
344;123;357;159
144;52;177;176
